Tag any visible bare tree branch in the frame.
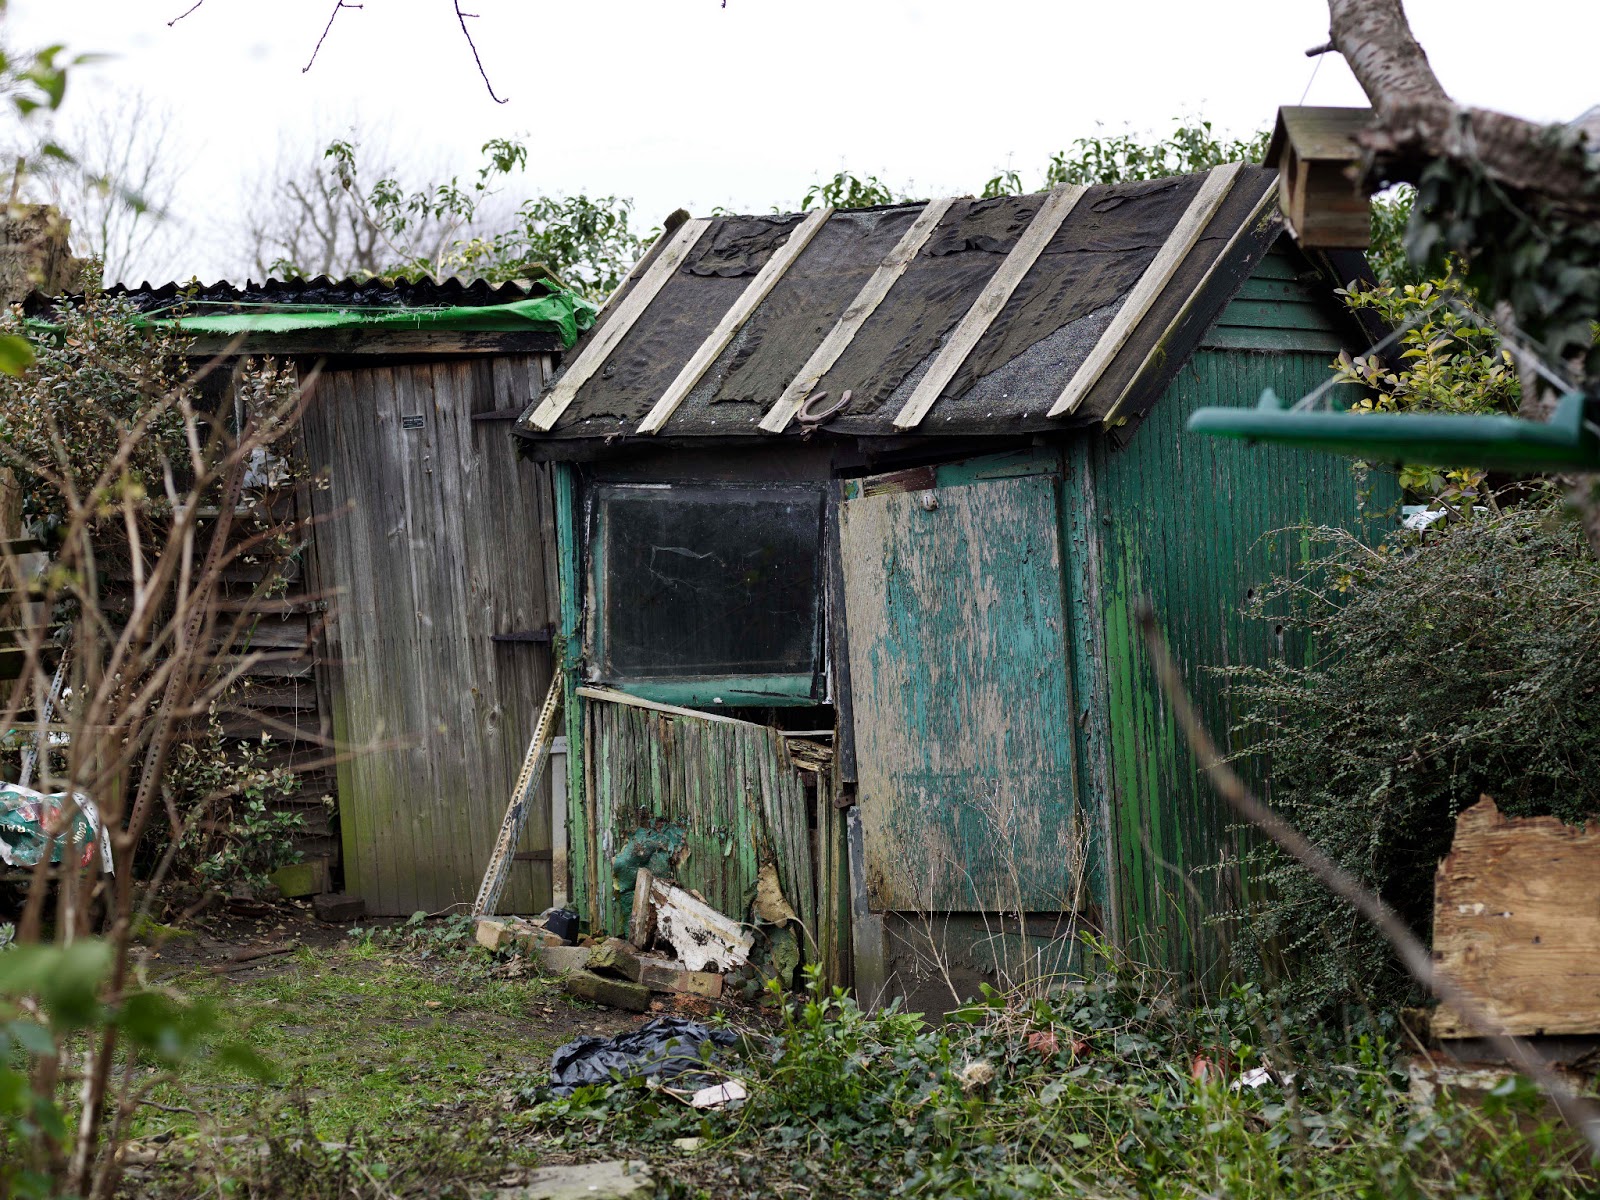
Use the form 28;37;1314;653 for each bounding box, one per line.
454;2;508;104
166;0;207;25
303;0;364;75
1136;602;1600;1158
1326;0;1598;220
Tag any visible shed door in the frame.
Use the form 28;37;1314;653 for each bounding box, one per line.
839;470;1079;913
303;359;558;916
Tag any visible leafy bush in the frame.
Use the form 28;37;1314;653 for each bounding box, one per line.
1223;491;1600;1010
0;292;192;536
525;955;1591;1199
167;706;305;891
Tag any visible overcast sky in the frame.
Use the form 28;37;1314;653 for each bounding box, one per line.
8;0;1598;283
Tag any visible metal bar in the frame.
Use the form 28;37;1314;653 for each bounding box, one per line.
471;673;563;918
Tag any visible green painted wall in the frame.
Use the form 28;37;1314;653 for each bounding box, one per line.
1085;346;1397;980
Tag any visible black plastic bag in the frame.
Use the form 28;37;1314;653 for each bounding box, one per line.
548;1016;738;1096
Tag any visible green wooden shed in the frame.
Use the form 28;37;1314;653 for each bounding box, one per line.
510;163;1397;1007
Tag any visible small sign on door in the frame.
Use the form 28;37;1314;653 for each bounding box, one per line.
402;415;425;430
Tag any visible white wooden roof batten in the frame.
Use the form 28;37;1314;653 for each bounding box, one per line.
522;217;712;432
760;196;959;434
890;184;1088;432
1098;176;1280;429
1049;162;1243;419
636;206;834;435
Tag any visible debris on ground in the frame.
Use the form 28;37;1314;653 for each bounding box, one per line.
688;1079;748;1109
0;783;111;869
563;969;652;1012
476;915;569;953
311;893;365;923
548;1016;739;1096
492;1160;653;1200
649;879;753;972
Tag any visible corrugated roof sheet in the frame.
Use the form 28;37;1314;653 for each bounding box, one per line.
93;274;547;316
515;165;1296;446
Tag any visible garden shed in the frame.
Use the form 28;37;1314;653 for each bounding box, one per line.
77;274;592;915
512;163;1398;1005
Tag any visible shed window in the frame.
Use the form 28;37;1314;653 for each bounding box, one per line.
593;483;826;697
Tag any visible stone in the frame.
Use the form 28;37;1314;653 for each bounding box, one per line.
267;858;329;899
533;944;592;975
311;893;365;923
587;937;642;981
563;970;652;1013
495;1160;653;1200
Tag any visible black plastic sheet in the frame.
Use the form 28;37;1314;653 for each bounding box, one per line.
548;1016;738;1097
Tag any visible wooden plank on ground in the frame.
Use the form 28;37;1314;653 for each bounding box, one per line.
760;198;956;434
522;218;711;432
1432;796;1600;1038
892;185;1087;431
1049;162;1242;418
637;207;834;434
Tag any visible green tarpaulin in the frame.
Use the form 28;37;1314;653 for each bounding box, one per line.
139;291;599;349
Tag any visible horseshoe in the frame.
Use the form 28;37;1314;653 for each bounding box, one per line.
797;388;851;425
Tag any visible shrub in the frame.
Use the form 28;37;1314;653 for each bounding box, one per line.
1223;490;1600;1009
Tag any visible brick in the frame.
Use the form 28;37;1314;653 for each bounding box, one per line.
564;970;652;1013
635;955;724;999
588;937;643;982
311;893;365;923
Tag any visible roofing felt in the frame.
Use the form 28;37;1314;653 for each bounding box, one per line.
515;164;1296;446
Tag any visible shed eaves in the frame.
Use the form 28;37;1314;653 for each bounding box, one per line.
515;165;1287;445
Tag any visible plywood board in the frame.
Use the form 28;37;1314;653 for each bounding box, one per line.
838;472;1080;912
1432;797;1600;1038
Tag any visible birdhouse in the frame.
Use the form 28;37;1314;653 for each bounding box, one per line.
1266;106;1374;250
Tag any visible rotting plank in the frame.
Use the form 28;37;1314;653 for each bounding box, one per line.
522;218;711;432
1432;797;1600;1038
1050;162;1242;418
760;198;956;434
892;185;1087;431
637;207;834;435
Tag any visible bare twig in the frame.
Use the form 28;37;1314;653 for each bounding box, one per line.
303;1;364;75
1136;601;1600;1157
166;0;206;26
454;2;508;104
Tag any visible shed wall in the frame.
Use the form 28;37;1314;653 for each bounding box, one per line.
303;356;562;915
1086;347;1397;978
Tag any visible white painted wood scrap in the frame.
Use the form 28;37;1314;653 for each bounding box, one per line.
650;878;754;972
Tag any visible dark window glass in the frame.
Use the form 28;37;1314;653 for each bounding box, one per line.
597;484;824;680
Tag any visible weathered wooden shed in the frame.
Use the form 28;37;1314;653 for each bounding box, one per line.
95;275;592;915
511;164;1398;1005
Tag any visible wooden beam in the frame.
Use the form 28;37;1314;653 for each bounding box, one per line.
636;207;833;435
760;198;957;434
1049;162;1242;419
186;329;567;358
576;684;761;729
521;217;712;432
891;185;1087;432
1098;177;1281;427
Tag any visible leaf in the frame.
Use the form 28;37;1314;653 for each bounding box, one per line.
0;334;35;376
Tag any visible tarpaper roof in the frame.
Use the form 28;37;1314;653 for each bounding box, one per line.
515;164;1303;448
